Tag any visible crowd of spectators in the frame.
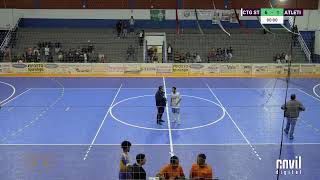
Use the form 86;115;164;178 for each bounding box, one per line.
15;40;106;63
116;16;135;39
166;45;233;63
274;52;291;63
207;47;233;62
146;46;159;63
119;140;217;180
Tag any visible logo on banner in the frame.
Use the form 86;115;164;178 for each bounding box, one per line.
45;64;59;69
173;64;189;73
28;64;44;73
12;63;27;69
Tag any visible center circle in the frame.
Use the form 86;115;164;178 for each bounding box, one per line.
110;94;226;131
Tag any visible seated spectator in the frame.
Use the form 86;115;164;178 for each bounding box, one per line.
195;53;202;63
157;156;185;179
99;54;106;63
58;51;64;62
189;154;213;180
33;48;40;62
275;53;281;63
119;141;132;180
25;48;33;62
33;47;40;56
83;52;88;63
44;46;50;61
127;45;135;61
138;30;145;46
185;52;192;63
222;48;227;60
132;154;147;180
226;51;232;61
55;45;61;54
207;48;216;62
285;53;291;63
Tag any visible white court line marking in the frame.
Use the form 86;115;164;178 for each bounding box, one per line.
296;88;320;103
0;81;16;105
163;77;174;156
83;84;123;160
1;143;320;146
0;81;65;143
1;88;31;106
206;83;262;160
313;83;320;99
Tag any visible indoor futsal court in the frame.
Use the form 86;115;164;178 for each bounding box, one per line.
0;77;319;179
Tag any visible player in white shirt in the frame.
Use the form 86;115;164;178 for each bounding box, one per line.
171;87;181;125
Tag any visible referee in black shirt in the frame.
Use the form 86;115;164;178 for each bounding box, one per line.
155;86;166;125
132;154;147;180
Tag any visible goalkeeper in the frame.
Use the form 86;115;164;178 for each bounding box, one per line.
171;87;181;125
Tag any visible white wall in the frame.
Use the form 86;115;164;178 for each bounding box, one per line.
295;10;320;31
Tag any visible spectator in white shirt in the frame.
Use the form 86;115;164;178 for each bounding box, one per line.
129;16;135;33
285;54;291;63
195;53;202;63
167;44;173;62
44;46;50;61
227;52;232;61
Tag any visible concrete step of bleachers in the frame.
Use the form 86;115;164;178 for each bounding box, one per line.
11;27;308;63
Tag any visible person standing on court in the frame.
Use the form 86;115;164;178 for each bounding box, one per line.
155;86;166;125
171;87;181;125
281;94;305;140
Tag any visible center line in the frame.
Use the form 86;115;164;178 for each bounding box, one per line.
163;77;174;156
83;84;123;160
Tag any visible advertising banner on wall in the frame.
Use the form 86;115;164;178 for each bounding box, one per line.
172;64;189;75
11;63;28;73
106;64;125;74
156;63;172;74
189;64;206;75
150;9;166;21
140;64;157;75
1;63;320;77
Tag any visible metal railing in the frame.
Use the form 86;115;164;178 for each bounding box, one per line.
288;16;311;62
0;17;21;51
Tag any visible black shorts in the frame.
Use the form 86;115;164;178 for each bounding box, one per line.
157;107;165;114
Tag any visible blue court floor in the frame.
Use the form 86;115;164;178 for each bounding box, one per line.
0;77;319;180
